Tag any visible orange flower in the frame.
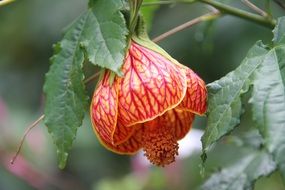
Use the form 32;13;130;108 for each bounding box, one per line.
90;41;207;166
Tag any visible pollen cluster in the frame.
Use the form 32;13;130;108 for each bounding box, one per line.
142;122;179;167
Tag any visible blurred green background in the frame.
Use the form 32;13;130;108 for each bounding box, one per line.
0;0;285;189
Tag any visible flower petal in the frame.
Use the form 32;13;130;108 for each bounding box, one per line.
112;122;135;145
147;109;195;140
171;109;195;140
177;68;207;115
118;41;187;127
94;125;143;155
90;71;119;144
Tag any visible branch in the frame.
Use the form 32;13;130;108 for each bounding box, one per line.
199;0;276;28
241;0;268;17
0;0;15;7
10;115;45;164
11;71;101;164
142;0;276;29
142;0;194;6
152;11;221;43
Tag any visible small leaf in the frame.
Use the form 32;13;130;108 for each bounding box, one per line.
273;17;285;45
251;45;285;180
201;150;276;190
202;42;268;153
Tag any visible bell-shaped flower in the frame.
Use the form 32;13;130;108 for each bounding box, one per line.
90;40;207;166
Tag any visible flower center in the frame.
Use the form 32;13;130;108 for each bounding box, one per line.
142;121;179;167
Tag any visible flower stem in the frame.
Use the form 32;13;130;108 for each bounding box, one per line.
152;11;221;43
265;0;272;16
129;0;144;34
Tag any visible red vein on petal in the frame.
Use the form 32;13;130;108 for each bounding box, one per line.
118;41;187;127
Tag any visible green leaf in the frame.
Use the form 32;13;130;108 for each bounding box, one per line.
82;0;128;74
251;45;285;180
44;13;89;169
201;150;276;190
202;42;268;153
141;0;160;30
44;0;128;169
272;17;285;45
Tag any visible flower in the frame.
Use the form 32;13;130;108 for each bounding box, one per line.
90;40;207;166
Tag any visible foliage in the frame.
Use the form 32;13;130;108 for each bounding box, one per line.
43;0;128;168
202;41;268;153
201;150;276;190
201;17;285;188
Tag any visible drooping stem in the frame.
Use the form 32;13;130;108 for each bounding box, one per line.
10;115;45;164
152;11;221;43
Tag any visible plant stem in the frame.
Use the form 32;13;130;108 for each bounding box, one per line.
152;11;221;43
142;0;276;29
129;0;144;34
142;0;194;6
199;0;276;28
242;0;268;17
10;115;45;165
0;0;15;7
265;0;272;16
